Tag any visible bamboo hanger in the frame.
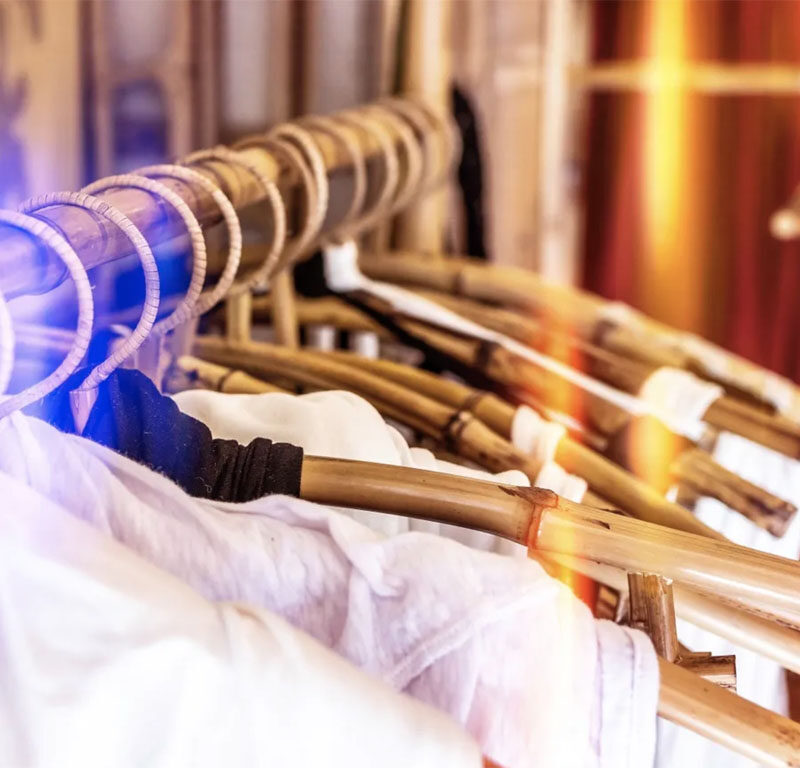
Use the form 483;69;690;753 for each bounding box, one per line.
286;292;796;536
361;252;800;458
321;341;794;535
190;335;800;625
244;292;800;538
418;286;800;492
174;352;800;704
315;290;799;538
298;456;800;766
175;355;289;395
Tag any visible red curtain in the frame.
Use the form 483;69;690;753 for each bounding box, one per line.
582;0;800;380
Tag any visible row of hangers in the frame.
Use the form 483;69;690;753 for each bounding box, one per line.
1;95;800;765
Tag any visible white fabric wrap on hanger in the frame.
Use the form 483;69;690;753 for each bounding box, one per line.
511;404;566;462
638;368;723;443
681;333;800;420
534;461;588;504
601;300;800;424
323;242;710;442
509;405;588;503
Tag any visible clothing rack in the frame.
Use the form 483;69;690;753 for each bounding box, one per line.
0;98;452;301
5;95;800;767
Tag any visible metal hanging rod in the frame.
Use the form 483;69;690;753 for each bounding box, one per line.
0;98;452;300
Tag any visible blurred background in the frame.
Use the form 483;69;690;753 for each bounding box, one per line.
3;0;800;380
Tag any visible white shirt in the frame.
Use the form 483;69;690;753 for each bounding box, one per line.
0;412;658;768
0;461;482;768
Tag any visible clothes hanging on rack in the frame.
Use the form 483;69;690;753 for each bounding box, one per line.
7;89;800;766
0;412;659;768
0;466;482;768
28;367;304;501
173;386;530;543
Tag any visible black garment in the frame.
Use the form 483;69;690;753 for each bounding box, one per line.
29;368;304;502
452;85;488;260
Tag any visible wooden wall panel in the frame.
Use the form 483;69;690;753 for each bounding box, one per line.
0;0;82;206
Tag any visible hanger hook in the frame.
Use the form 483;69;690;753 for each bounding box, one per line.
106;166;208;336
298;114;368;242
136;163;243;316
182;147;286;293
0;209;94;418
23;189;161;393
378;97;439;195
233;132;321;272
268;123;330;246
332;109;400;234
365;103;424;215
404;95;461;191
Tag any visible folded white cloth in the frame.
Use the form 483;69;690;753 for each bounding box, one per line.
0;413;658;768
657;432;800;768
0;464;481;768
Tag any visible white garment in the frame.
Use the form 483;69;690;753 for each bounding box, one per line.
0;413;659;768
657;432;800;768
0;466;481;768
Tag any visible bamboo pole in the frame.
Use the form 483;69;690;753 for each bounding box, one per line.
0;100;451;301
300;454;800;760
186;356;800;755
316;348;786;532
174;355;288;394
298;454;800;633
658;659;800;767
192;335;545;480
672;448;796;537
328;346;784;532
677;654;737;692
339;305;797;526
